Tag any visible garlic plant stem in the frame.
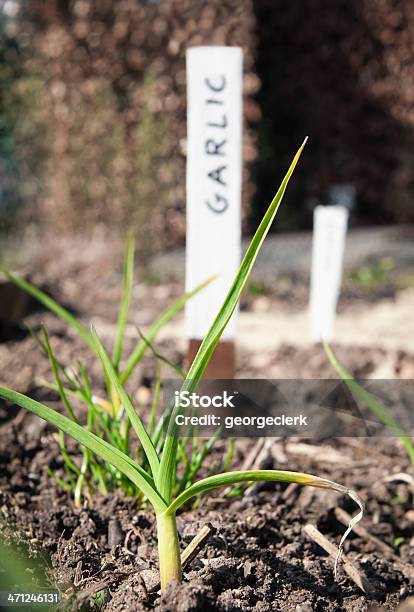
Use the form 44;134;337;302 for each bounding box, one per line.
157;512;182;591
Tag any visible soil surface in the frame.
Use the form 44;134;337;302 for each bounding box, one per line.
0;230;414;611
1;407;413;611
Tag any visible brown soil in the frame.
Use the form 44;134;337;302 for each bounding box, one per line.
1;337;414;610
0;238;413;610
0;411;413;611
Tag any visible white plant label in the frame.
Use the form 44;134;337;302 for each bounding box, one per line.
185;47;242;340
309;205;349;341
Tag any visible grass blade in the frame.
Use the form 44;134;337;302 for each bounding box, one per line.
119;276;216;384
91;326;160;480
323;342;414;465
112;234;135;369
1;268;94;350
0;386;167;513
158;139;308;503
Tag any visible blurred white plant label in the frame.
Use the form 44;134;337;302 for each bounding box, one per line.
185;47;242;340
309;205;349;341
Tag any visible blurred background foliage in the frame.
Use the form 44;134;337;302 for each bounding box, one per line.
1;0;414;254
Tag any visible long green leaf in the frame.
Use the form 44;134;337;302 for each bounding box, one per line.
90;326;160;480
0;268;94;350
112;234;135;369
149;362;163;439
323;342;414;465
158;139;308;502
167;468;364;574
0;386;167;513
187;139;307;384
166;469;363;516
119;276;216;384
42;326;78;423
136;328;185;378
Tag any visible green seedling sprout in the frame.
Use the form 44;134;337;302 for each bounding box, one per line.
323;342;414;466
0;140;364;593
1;237;215;502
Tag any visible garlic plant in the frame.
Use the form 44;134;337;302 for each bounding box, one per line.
0;140;363;592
